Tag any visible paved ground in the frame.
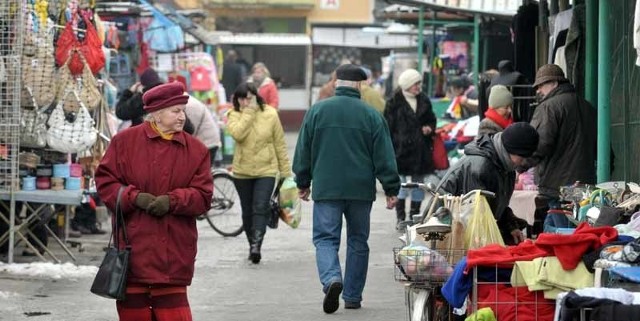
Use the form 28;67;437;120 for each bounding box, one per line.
0;133;409;321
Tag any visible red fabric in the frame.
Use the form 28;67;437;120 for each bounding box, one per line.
535;222;618;270
136;43;150;75
117;284;192;321
168;74;188;89
258;80;279;108
189;66;213;91
432;134;449;170
55;12;105;75
95;122;213;285
143;82;189;113
476;284;555;321
484;108;513;129
465;241;550;272
466;223;618;272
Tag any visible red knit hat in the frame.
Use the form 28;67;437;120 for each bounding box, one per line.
143;82;189;113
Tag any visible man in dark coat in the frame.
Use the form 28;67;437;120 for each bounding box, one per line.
439;123;539;245
221;50;246;101
524;64;597;234
384;68;437;228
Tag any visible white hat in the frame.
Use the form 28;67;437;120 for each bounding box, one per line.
398;69;422;91
488;85;513;109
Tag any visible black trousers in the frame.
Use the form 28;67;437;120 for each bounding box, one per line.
233;177;276;245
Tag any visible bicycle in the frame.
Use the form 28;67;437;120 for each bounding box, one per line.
199;167;244;237
394;182;495;321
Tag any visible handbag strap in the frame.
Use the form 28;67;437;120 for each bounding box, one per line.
111;186;129;248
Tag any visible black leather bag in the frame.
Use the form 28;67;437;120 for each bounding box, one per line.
90;187;130;300
268;179;285;229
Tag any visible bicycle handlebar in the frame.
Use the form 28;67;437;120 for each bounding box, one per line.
400;182;496;199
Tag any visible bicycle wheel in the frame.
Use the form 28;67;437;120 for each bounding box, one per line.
205;172;244;237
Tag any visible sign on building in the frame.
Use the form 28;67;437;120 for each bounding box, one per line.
320;0;339;10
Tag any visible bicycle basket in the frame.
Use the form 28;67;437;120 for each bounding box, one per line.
393;247;465;284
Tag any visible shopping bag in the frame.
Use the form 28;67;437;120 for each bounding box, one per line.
464;191;505;249
278;177;301;228
432;134;449;170
90;187;129;300
267;179;284;229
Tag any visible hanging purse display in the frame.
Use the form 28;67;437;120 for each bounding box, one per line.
22;16;56;108
55;11;105;75
90;186;130;300
46;89;97;154
77;52;102;110
20;99;49;149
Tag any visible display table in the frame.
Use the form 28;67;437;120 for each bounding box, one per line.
509;190;538;226
0;189;83;263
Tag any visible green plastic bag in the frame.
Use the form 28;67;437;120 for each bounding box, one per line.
464;191;505;249
278;177;301;228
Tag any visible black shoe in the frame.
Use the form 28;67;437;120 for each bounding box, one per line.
323;282;343;314
344;301;361;309
249;244;261;264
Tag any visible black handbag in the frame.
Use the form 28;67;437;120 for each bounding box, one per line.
90;187;130;300
268;179;285;229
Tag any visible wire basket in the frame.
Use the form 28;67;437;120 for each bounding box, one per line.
393;247;466;284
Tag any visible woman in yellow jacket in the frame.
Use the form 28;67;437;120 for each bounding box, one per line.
227;82;292;264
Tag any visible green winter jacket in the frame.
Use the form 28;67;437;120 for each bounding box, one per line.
293;86;400;201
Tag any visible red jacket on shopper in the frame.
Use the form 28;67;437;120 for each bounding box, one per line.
258;78;279;108
95;122;213;285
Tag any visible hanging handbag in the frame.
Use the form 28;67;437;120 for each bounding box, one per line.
46;90;98;153
22;17;56;108
20;107;49;149
77;51;103;110
432;133;449;170
90;186;130;300
55;11;105;75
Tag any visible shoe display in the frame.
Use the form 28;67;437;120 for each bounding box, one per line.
344;301;361;309
323;282;343;314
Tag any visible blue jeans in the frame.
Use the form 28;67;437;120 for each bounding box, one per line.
313;200;372;303
397;175;425;201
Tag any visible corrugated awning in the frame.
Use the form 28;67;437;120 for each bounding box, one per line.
387;0;518;19
218;33;311;46
207;0;314;10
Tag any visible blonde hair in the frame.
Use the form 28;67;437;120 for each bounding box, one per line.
252;62;271;77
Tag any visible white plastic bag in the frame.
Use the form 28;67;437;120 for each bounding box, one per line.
278;177;301;228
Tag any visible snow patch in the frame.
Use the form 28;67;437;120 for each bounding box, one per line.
0;262;98;279
0;291;18;299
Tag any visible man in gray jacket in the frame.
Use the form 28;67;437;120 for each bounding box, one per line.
525;64;597;234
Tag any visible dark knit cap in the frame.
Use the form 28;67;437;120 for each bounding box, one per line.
335;64;367;81
501;122;539;157
143;82;189;113
140;68;163;90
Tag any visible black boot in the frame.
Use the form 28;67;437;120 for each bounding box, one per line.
250;230;263;264
396;199;407;230
409;201;422;221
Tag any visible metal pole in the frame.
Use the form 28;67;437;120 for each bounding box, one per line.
585;0;597;105
597;0;611;182
473;14;480;86
427;12;437;97
417;6;425;73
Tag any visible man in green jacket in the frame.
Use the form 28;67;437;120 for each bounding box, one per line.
293;64;400;314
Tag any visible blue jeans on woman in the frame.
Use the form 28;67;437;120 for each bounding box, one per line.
313;200;372;304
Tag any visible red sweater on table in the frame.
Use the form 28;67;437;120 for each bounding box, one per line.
466;223;618;272
95;122;213;286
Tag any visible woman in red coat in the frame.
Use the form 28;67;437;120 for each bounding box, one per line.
249;62;279;108
95;82;213;321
